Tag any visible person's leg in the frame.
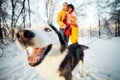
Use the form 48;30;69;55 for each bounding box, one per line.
60;29;65;40
64;34;69;44
60;29;69;44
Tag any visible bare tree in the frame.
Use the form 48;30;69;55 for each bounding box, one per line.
46;0;53;24
0;0;31;44
45;0;57;24
109;0;120;36
27;0;31;27
0;0;8;40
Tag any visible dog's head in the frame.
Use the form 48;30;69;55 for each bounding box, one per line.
16;24;66;66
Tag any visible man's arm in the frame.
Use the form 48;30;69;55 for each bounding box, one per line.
57;12;65;28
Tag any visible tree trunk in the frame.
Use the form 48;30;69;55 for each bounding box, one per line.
0;18;3;39
98;18;101;38
118;26;120;36
115;20;118;37
28;0;31;27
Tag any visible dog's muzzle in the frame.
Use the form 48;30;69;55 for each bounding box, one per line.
16;30;35;43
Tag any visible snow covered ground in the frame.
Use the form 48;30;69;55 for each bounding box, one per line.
0;37;120;80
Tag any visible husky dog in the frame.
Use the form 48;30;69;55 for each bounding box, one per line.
16;24;88;80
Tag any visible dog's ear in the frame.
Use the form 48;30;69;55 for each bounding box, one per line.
81;45;89;50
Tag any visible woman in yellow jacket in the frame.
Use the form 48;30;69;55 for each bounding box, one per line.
66;4;78;44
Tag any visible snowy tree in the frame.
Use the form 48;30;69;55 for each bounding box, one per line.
97;0;120;37
0;0;8;39
109;0;120;36
0;0;31;44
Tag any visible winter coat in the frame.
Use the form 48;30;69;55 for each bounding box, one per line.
57;9;67;29
66;11;78;44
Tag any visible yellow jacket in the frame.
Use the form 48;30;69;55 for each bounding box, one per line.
69;11;78;44
57;9;67;29
70;25;78;44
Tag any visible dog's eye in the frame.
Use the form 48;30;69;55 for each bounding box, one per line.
44;28;52;32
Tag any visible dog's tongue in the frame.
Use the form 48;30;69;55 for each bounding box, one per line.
28;48;45;64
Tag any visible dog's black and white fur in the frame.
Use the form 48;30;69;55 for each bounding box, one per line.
16;24;88;80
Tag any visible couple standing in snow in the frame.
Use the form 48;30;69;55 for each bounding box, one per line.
57;2;78;44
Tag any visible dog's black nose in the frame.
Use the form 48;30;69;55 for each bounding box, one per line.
16;30;35;42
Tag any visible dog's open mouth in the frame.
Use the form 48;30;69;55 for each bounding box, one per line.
27;44;52;67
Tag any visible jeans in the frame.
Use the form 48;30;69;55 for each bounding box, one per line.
60;29;69;44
